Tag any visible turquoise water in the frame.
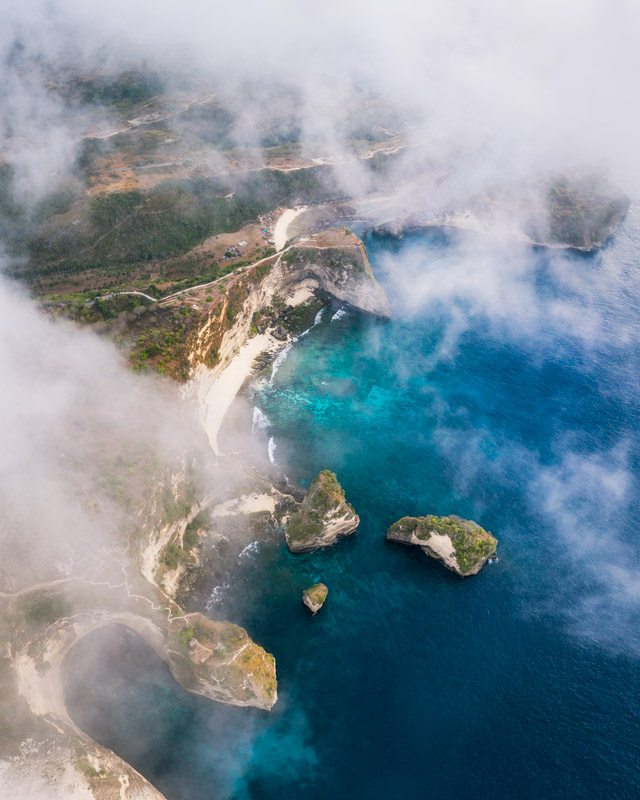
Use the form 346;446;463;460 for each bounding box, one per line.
66;221;640;798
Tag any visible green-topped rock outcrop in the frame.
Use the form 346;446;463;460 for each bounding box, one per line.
169;613;277;710
303;583;328;614
286;470;359;553
386;514;497;576
394;173;629;253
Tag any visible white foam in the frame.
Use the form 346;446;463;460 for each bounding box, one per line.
331;306;347;321
268;437;277;465
252;406;270;435
269;343;292;383
238;540;260;561
206;576;231;609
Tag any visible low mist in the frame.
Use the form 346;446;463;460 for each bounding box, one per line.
0;1;639;796
368;214;640;652
0;274;211;591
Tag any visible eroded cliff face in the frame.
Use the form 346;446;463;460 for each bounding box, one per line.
0;434;275;798
156;227;391;387
168;614;276;710
0;607;171;800
271;230;391;318
1;227;386;796
0;734;166;800
286;470;360;553
386;515;497;576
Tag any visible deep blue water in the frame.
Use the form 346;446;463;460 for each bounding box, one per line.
66;220;640;799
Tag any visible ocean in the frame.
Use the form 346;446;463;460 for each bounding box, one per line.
65;216;640;799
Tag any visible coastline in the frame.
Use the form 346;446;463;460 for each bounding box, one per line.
4;226;390;800
199;332;280;456
197;288;320;457
273;207;307;251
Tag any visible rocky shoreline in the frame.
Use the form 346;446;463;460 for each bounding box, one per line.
5;181;625;797
1;222;391;800
372;173;630;253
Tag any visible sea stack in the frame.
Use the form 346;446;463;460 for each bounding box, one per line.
386;514;497;576
285;470;359;553
302;583;328;614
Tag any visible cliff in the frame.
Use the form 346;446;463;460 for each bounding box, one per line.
386;514;497;576
274;229;390;318
0;447;277;797
118;227;390;383
385;174;629;253
0;224;388;795
168;613;277;710
286;470;359;553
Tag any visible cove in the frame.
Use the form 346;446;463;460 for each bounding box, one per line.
65;219;640;799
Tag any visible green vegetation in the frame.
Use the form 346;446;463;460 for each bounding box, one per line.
179;625;195;650
70;292;152;324
21;592;72;627
184;510;210;549
16;166;340;291
75;758;108;779
126;304;203;380
303;582;328;610
33;186;78;223
250;292;325;338
388;515;497;575
281;245;365;275
163;543;181;570
542;175;630;249
72;69;164;112
0;164;28;251
287;470;351;548
161;478;198;525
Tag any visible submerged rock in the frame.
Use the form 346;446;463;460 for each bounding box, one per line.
386;514;497;576
303;583;328;614
285;470;359;553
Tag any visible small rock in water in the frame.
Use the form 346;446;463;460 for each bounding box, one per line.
302;583;328;614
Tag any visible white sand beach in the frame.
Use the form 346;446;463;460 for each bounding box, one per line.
285;286;314;306
273;207;306;251
212;493;276;516
201;333;278;455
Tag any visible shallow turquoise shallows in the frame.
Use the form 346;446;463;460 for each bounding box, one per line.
66;215;640;799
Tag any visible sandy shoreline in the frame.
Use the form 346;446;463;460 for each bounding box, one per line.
274;207;306;251
285;286;314;305
212;492;276;516
200;333;280;455
198;282;318;456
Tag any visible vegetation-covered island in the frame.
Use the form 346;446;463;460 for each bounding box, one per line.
286;470;359;553
302;583;329;614
386;515;498;576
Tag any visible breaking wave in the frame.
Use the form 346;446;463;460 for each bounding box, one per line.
270;344;292;383
252;406;271;435
268;437;277;465
331;306;347;321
